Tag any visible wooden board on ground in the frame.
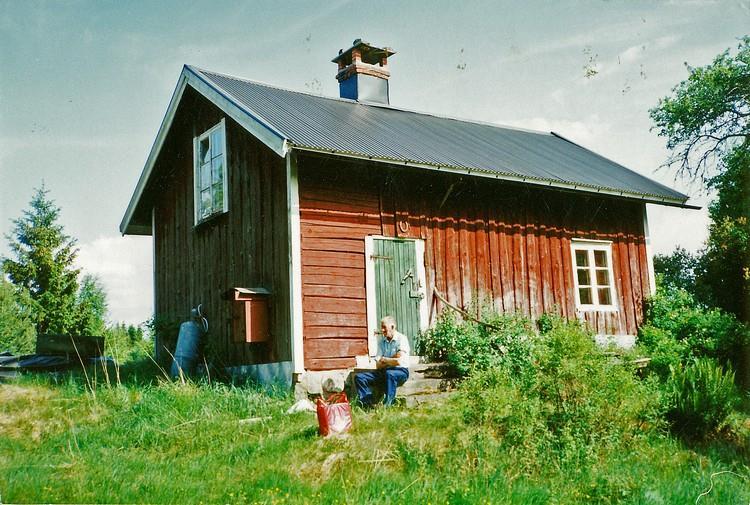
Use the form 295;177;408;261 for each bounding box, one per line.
36;335;105;358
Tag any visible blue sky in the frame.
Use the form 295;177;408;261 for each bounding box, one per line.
1;0;747;325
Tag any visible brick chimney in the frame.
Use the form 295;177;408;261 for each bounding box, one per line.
332;39;395;104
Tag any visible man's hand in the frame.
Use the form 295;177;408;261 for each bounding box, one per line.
376;354;401;368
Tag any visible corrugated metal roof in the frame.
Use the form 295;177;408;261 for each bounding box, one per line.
190;65;688;204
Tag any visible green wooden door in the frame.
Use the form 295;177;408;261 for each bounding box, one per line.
372;238;422;350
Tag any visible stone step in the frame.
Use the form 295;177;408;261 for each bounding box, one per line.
347;375;454;399
397;376;456;397
408;362;448;374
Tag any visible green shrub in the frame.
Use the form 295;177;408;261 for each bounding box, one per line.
666;358;739;439
536;312;557;335
638;286;749;380
460;318;663;470
461;366;550;471
536;321;662;448
637;325;688;379
105;323;152;364
418;309;535;378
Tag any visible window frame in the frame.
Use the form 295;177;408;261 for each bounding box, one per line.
570;238;618;312
193;118;228;226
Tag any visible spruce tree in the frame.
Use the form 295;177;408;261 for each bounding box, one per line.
0;278;36;353
2;185;81;335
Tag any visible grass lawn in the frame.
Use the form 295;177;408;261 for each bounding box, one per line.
1;364;749;504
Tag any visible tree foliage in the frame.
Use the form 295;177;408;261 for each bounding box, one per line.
653;246;700;294
105;322;150;362
2;185;108;337
71;274;108;337
637;285;748;382
650;36;749;184
650;37;750;323
0;278;36;354
700;147;750;321
2;185;80;334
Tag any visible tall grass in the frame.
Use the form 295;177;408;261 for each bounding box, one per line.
2;363;749;503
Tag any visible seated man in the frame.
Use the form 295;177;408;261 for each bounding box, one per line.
355;315;410;407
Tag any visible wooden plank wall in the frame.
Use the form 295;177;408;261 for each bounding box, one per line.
150;87;291;367
298;155;652;370
298;166;382;370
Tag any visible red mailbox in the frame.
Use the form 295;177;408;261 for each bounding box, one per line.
230;288;270;343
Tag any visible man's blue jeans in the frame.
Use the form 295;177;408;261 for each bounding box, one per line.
355;367;409;406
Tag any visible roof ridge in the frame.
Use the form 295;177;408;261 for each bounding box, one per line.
186;65;288;142
186;64;689;206
189;65;554;137
188;64;355;102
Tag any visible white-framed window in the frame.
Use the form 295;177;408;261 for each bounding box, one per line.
194;119;228;224
571;239;617;311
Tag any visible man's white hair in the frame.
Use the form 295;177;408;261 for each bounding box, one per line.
380;315;397;329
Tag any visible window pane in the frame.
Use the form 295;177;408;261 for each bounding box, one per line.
577;268;590;286
579;288;592;305
575;250;588;267
200;163;211;190
210;128;223;158
200;189;212;217
594;250;608;267
212;182;224;211
598;288;612;305
211;156;224;184
199;138;211;165
596;269;610;286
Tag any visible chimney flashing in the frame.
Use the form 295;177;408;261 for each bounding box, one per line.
336;62;390;82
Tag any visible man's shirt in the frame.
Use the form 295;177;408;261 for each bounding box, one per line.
376;331;410;368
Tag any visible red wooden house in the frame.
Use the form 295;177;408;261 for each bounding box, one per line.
120;40;694;375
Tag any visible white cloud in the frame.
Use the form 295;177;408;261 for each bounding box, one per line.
549;88;566;106
616;35;680;67
500;21;635;63
497;114;613;150
653;35;681;50
648;204;709;255
75;235;152;326
619;44;645;65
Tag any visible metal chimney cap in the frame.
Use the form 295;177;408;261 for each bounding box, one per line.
331;39;395;65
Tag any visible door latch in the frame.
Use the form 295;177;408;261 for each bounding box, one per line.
401;268;413;284
402;270;424;299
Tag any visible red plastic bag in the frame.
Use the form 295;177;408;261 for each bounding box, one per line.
316;392;353;436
